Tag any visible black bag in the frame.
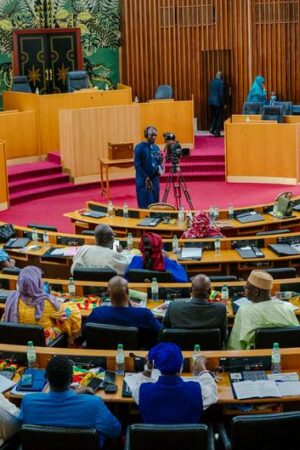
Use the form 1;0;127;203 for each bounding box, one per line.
0;224;16;243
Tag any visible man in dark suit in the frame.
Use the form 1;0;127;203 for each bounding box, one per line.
208;71;225;137
162;274;227;343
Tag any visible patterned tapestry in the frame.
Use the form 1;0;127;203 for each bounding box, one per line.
0;0;120;105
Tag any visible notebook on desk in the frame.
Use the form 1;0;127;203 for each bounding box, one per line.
235;211;264;223
3;237;30;249
234;246;265;259
178;247;203;260
137;217;163;227
268;243;300;256
81;211;106;219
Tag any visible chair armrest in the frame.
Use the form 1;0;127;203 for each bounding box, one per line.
207;423;216;450
49;333;68;348
216;422;232;450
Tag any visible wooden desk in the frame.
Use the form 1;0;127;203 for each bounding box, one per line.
225;116;300;185
99;158;133;199
2;85;132;158
3;345;300;410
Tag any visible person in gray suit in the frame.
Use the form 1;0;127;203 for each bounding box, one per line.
162;274;227;343
208;71;225;137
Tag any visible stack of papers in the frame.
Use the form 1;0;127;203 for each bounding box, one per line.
151;301;170;317
49;247;79;257
0;374;16;393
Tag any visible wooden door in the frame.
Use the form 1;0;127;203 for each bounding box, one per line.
200;50;232;130
13;28;83;94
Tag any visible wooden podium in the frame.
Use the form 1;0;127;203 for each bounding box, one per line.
225;116;300;185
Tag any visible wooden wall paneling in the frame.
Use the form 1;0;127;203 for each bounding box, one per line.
120;0;300;130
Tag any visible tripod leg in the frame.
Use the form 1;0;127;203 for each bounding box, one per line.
177;170;194;210
162;170;174;204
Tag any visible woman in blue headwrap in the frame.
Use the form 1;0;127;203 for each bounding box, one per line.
124;342;218;424
247;76;267;103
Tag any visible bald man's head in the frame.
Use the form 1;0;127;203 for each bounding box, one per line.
191;274;211;301
108;276;129;306
94;224;114;248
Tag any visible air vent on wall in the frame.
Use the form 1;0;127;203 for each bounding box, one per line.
160;1;216;27
255;0;298;24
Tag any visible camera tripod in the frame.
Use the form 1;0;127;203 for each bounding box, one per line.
162;163;194;210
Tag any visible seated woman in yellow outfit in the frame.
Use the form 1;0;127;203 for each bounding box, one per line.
3;266;81;345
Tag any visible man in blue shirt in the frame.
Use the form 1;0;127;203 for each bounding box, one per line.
126;343;217;424
208;71;225;137
84;276;161;348
134;126;163;208
19;356;121;448
0;249;15;270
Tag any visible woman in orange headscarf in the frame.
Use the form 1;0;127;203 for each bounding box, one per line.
126;232;188;282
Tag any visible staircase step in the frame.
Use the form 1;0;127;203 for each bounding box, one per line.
9;182;79;205
47;152;61;165
9;173;70;194
8;161;62;182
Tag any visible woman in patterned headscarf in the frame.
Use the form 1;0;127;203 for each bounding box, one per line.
182;211;223;239
126;232;188;282
4;266;81;344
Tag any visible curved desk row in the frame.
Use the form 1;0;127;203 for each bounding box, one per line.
3;344;300;411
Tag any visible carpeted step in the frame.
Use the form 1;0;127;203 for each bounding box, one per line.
47;152;61;165
9;173;70;194
9;182;82;205
8;161;63;182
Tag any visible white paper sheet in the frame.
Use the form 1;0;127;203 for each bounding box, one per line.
181;247;202;259
0;374;15;393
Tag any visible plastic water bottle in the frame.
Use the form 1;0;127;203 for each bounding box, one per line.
271;342;281;373
27;341;37;368
214;238;221;256
105;83;109;90
172;235;179;254
228;205;234;220
32;227;38;242
209;205;215;224
178;207;185;225
43;231;49;245
127;232;133;250
68;277;76;297
214;205;219;220
35;87;39;95
273;202;279;216
115;343;125;375
151;278;159;302
192;344;201;376
134;96;139;103
221;285;229;303
107;201;114;217
123;202;129;218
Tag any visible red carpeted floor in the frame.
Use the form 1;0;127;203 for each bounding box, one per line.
2;135;300;233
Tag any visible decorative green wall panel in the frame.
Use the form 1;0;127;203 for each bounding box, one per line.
0;0;120;106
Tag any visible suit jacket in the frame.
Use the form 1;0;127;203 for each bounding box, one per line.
163;298;227;342
208;78;224;106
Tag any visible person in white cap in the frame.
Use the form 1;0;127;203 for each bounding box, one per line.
227;270;299;350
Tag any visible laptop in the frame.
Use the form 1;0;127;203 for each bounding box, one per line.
235;211;264;223
3;238;30;249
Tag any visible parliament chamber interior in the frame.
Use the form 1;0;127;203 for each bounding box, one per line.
1;1;300;449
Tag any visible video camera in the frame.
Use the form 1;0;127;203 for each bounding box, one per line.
163;132;182;166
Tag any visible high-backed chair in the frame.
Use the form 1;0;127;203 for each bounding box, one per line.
159;328;222;350
12;76;31;93
292;105;300;115
264;267;296;279
125;424;215;450
73;267;117;281
262;105;284;123
255;326;300;349
27;224;58;232
209;276;237;282
84;323;139;349
273;101;293;115
67;71;88;92
242;101;263;115
21;425;98;450
0;322;67;347
218;412;300;450
127;269;172;283
154;84;173;99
